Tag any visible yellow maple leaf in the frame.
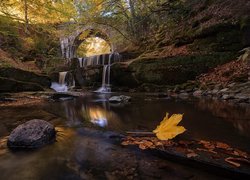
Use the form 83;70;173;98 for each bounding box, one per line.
153;113;186;140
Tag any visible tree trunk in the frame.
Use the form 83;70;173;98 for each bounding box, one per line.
23;0;29;34
128;0;137;39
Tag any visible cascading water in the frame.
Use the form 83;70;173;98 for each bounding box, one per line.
59;72;68;85
78;58;83;68
50;71;75;92
78;53;121;93
97;65;109;93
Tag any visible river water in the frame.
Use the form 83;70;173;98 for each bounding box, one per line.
0;93;249;179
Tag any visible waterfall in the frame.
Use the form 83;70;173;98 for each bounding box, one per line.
77;53;122;93
97;55;100;65
83;58;86;67
95;65;111;93
78;58;83;68
102;54;105;65
59;72;68;85
60;37;75;59
51;71;75;92
102;65;108;87
107;54;112;86
78;53;121;67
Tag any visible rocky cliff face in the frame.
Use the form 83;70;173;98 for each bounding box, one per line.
0;67;50;92
110;52;237;88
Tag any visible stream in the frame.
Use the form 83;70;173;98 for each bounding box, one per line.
0;93;249;179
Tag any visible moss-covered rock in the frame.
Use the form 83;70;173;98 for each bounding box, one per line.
0;77;44;92
110;63;139;88
187;23;244;52
0;67;50;87
119;52;238;86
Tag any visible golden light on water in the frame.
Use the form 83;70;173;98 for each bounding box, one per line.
89;107;108;127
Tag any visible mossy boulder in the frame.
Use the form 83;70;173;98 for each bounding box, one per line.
188;23;244;52
0;77;44;92
114;52;238;86
110;63;139;88
0;67;50;87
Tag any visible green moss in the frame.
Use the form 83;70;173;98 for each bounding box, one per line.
129;52;238;85
0;67;50;87
0;59;12;68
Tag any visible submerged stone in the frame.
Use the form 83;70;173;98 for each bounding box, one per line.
109;95;131;103
7;119;56;149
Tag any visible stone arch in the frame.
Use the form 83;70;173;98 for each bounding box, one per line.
72;28;112;57
60;24;117;59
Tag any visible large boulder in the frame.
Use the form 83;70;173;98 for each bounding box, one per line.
110;63;139;88
0;67;50;87
0;77;44;92
7;119;56;149
128;52;237;86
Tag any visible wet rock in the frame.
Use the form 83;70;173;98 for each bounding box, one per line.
193;90;203;97
227;83;236;88
220;88;229;93
0;67;50;87
50;92;79;101
0;77;44;93
109;95;131;103
7;119;56;149
211;89;219;95
221;94;233;100
235;94;249;102
206;90;212;95
179;93;189;99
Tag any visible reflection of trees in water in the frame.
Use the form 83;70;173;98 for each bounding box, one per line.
62;100;82;127
195;99;250;137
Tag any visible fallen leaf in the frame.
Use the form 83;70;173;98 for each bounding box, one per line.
225;157;241;167
153;113;186;140
142;140;154;147
121;141;129;146
197;148;217;154
233;149;249;158
216;142;231;150
179;140;193;147
139;144;147;150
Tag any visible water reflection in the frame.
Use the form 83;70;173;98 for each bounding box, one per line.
88;107;108;127
0;94;249;179
45;94;250;150
0;137;8;156
52;95;122;130
195;99;250;138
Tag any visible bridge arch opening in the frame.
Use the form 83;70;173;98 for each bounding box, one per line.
73;29;112;57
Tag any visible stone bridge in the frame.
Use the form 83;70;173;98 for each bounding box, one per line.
60;23;121;59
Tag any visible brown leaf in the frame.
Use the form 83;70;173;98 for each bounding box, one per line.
155;141;163;146
178;140;193;147
162;140;176;147
225;157;241;168
233;149;249;159
197;148;217;154
142;140;154;147
216;142;231;150
139;144;147;150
